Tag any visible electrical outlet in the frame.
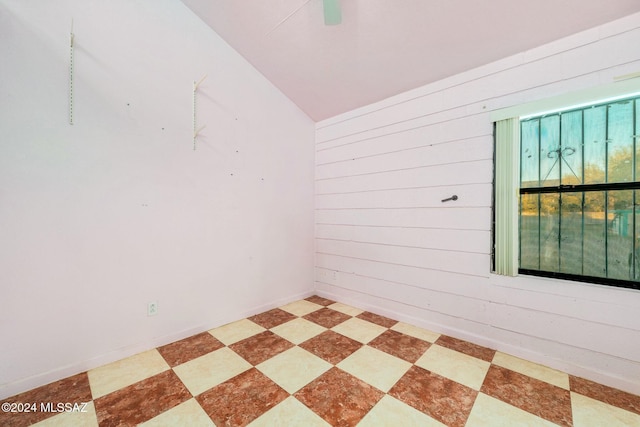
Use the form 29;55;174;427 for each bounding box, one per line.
147;302;158;316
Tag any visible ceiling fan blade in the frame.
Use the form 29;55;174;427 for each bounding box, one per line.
323;0;342;25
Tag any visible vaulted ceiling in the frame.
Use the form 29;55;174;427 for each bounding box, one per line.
182;0;640;121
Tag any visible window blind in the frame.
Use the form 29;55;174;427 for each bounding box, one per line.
494;118;520;276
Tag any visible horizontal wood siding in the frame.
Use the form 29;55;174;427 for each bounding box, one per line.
314;14;640;394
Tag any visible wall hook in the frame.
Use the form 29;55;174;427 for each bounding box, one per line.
441;195;458;203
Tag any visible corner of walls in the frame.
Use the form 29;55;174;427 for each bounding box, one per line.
313;12;640;395
0;0;315;399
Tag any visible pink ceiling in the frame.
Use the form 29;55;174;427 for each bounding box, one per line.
181;0;640;121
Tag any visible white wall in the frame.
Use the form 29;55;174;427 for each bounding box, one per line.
0;0;315;398
315;12;640;394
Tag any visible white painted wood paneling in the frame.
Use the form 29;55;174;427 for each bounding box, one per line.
316;239;489;277
316;160;493;194
492;306;639;361
315;224;489;254
488;282;640;330
316;137;492;179
316;106;489;151
316;207;491;230
315;255;491;297
315;13;640;395
316;184;491;210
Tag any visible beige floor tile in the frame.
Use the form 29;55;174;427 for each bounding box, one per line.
279;300;323;316
270;318;326;344
88;350;169;399
331;317;386;344
208;318;266;345
327;302;364;316
337;346;411;392
466;393;559;427
415;345;490;390
571;392;640;427
139;398;214;427
358;395;446;426
257;347;332;394
173;347;252;396
390;322;440;343
32;401;98;427
492;352;570;390
248;396;331;426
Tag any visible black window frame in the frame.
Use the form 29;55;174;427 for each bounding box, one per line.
518;95;640;291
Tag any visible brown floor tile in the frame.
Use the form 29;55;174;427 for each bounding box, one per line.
94;369;191;426
157;332;225;367
248;308;297;329
7;297;638;427
435;335;496;362
197;368;288;426
294;367;384;427
305;295;336;306
303;308;351;328
229;331;294;365
299;330;363;365
389;365;477;427
356;311;398;328
368;329;431;363
570;375;640;416
0;372;92;427
481;365;572;427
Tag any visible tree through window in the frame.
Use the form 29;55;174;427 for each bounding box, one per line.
519;95;640;289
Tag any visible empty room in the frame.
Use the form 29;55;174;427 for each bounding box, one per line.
1;0;640;426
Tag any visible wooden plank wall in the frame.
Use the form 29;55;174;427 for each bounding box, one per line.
314;13;640;394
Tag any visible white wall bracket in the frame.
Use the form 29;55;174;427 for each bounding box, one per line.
192;74;207;150
69;19;75;125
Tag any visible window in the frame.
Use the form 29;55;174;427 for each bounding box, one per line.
517;95;640;289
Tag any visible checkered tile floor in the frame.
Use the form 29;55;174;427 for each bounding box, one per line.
2;295;639;426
